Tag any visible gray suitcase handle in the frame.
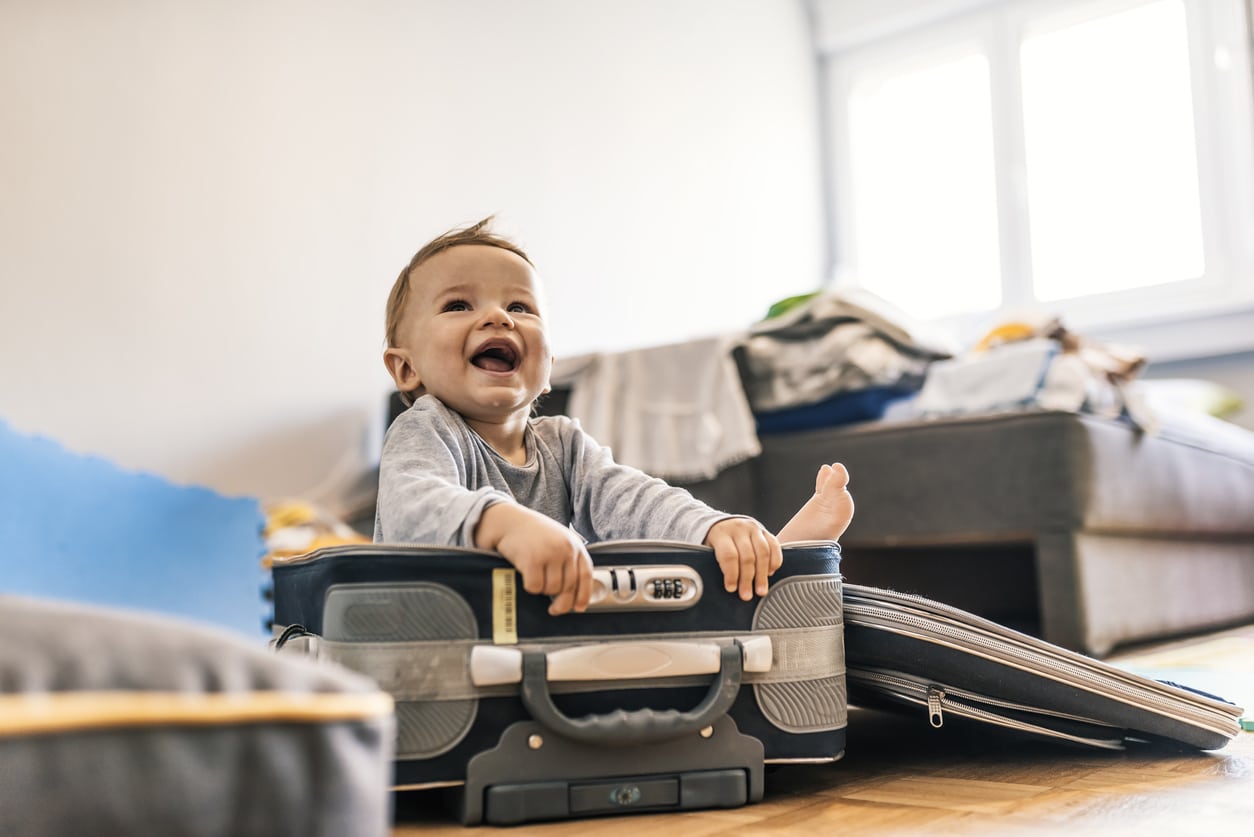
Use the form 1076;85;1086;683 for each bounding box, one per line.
519;641;744;746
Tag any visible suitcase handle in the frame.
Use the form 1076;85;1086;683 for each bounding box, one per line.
470;636;771;686
518;641;744;746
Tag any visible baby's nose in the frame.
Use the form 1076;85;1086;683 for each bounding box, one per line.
480;305;515;328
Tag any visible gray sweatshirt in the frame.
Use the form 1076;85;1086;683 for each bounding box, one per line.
374;395;732;547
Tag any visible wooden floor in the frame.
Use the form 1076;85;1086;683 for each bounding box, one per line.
393;625;1254;835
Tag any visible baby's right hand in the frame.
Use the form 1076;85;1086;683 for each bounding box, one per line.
474;502;593;616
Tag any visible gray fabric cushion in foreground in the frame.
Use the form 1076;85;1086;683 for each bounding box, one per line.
0;594;395;837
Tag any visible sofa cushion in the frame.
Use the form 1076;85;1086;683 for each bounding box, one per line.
754;409;1254;542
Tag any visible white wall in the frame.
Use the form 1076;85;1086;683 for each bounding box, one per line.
808;0;1001;52
0;0;825;501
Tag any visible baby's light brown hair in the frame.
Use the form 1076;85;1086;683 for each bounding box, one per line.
385;216;533;349
385;216;534;405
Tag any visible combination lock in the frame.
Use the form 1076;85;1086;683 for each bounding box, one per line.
649;578;686;599
585;565;703;611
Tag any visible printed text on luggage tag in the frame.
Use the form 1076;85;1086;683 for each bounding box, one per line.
492;568;518;645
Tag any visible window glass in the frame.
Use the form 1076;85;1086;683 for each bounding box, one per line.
847;52;1002;318
1020;0;1204;300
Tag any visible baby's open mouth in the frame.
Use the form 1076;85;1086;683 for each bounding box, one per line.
471;340;520;373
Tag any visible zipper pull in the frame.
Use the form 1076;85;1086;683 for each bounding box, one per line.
927;686;945;728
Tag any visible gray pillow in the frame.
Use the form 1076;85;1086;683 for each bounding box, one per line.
0;594;395;837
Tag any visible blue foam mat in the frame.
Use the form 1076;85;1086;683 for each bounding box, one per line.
1;419;267;637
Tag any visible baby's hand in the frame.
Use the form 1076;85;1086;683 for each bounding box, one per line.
475;502;593;615
704;518;783;601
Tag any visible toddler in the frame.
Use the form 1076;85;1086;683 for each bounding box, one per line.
375;217;853;616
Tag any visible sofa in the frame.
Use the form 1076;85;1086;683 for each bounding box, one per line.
669;407;1254;657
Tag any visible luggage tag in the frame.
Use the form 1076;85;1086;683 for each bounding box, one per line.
492;568;519;645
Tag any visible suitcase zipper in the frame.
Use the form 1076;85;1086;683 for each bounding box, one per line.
853;668;1123;726
586;539;839;553
926;685;944;728
272;542;500;565
849;669;1126;749
275;540;840;565
844;588;1240;738
587;540;711;554
932;686;1125;749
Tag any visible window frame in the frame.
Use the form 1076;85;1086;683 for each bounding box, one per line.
819;0;1254;360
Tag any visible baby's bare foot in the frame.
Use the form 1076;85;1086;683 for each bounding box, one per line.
776;463;854;544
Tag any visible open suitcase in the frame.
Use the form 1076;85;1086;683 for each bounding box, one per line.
843;584;1245;750
271;540;845;825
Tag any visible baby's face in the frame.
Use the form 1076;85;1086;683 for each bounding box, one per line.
388;244;553;426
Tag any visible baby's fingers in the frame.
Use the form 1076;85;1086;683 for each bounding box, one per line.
706;531;741;594
546;556;575;615
572;552;594;613
519;562;547;596
541;560;565;597
766;529;784;576
548;546;594;616
739;527;777;598
548;588;574;616
728;528;771;600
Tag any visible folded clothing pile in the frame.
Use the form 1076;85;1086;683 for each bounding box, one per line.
911;315;1153;426
737;287;955;414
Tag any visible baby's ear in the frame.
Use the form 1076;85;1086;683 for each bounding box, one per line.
541;354;555;394
384;348;421;393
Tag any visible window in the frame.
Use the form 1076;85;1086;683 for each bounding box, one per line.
822;0;1254;358
847;49;1002;318
1020;0;1204;300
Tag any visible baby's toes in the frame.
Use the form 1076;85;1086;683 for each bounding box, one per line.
819;463;849;496
815;463;832;493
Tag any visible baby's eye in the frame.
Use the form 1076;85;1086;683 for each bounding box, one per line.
442;299;470;312
507;302;532;314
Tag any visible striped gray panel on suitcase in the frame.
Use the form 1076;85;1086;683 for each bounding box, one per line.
395;701;477;759
323;582;475;642
325;583;479;759
752;574;846;732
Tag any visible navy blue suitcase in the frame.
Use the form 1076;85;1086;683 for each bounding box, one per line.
271;540;845;824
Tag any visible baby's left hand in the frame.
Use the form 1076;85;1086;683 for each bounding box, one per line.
704;518;783;601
